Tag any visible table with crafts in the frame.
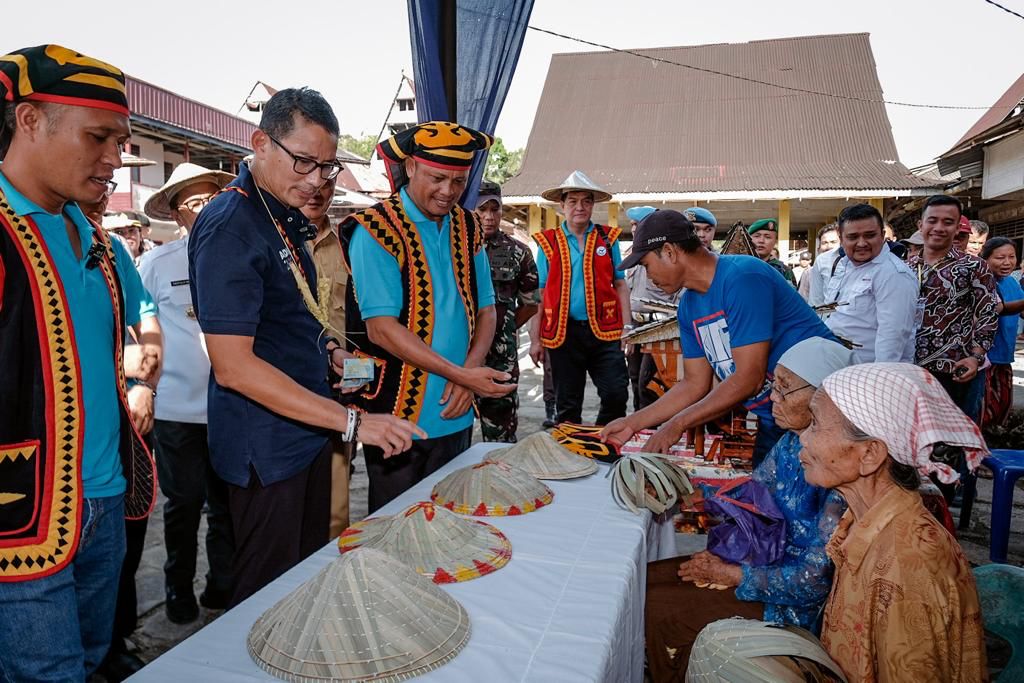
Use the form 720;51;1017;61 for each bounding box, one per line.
133;442;680;683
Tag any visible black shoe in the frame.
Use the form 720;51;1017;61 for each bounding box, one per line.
542;418;556;429
165;586;199;624
199;586;231;610
97;641;145;682
543;403;556;429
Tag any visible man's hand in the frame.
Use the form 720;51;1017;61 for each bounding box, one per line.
357;413;426;458
951;356;980;383
124;344;159;381
457;366;516;398
677;551;743;587
601;416;638;447
127;384;155;435
529;339;544;367
329;347;367;394
644;416;685;454
440;383;476;419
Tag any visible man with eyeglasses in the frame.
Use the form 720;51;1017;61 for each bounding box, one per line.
188;88;422;605
139;163;235;624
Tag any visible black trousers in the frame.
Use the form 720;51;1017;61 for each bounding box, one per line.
627;345;644;412
364;427;472;514
547;321;629;425
152;419;233;596
110;516;148;645
226;441;331;607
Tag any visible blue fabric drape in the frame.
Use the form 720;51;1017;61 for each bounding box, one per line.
407;0;534;207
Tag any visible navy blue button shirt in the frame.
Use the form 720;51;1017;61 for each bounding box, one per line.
188;163;329;487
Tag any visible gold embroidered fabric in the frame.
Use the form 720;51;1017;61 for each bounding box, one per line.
821;486;986;682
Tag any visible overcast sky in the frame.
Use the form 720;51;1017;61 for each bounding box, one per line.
9;0;1021;167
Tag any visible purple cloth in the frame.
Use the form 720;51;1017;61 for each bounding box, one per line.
705;478;787;566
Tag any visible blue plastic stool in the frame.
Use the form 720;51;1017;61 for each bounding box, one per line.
985;450;1024;564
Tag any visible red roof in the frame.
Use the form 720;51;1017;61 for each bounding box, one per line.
947;71;1024;152
126;76;256;152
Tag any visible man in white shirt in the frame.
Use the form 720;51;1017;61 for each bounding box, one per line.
823;203;918;363
806;223;842;307
140;163;234;624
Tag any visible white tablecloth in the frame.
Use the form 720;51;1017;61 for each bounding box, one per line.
132;443;676;683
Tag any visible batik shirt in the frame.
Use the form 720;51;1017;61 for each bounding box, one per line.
822;486;986;682
734;431;846;632
908;248;998;374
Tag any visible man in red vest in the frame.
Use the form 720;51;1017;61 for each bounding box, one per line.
528;171;631;425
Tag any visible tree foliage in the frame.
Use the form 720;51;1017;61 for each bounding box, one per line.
484;137;524;185
338;133;377;160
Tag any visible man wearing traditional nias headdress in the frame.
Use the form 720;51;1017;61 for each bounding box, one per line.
342;121;514;512
0;44;158;679
528;170;631;426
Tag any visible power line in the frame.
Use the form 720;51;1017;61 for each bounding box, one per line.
983;0;1024;20
526;24;990;111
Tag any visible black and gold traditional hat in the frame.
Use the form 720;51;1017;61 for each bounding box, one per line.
377;121;492;192
0;45;128;116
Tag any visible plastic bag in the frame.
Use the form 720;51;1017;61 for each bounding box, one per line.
705;477;786;566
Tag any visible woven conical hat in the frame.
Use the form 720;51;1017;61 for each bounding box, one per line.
540;170;612;203
431;460;554;516
248;548;470;683
338;502;511;583
487;432;598;480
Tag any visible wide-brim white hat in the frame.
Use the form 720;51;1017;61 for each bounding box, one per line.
540;170;612;203
143;162;234;221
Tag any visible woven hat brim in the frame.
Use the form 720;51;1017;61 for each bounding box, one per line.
488;433;598;480
430;461;555;516
338;504;512;583
247;549;471;682
540;186;613;203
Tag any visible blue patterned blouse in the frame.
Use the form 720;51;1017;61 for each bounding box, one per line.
733;430;847;633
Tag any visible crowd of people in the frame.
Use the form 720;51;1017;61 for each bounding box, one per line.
0;44;1020;683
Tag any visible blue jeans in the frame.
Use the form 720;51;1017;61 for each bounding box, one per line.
0;494;126;682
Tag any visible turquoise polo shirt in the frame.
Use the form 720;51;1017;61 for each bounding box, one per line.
348;188;495;439
536;221;624;320
0;170;156;498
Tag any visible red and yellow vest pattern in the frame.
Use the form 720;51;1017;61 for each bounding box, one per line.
0;190;155;581
340;196;481;423
534;224;623;348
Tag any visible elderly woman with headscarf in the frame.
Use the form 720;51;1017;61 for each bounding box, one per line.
644;337;853;682
799;362;987;682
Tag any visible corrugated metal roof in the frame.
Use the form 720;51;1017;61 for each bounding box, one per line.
127;76;256;152
947;71;1024;152
503;33;930;197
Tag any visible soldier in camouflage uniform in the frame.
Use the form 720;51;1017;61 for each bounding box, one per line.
475;182;539;442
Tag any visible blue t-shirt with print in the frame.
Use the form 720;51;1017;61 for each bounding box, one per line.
678;255;835;421
991;276;1024;364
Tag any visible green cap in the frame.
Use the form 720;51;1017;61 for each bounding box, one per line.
748;218;778;235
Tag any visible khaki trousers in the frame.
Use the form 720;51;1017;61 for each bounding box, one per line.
328;435;353;539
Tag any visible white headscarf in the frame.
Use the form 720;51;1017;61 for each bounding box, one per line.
822;363;989;483
776;337;855;388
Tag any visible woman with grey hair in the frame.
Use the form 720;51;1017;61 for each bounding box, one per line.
798;362;987;682
645;337;853;682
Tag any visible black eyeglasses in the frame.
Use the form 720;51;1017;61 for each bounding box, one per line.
267;134;342;180
769;381;812;402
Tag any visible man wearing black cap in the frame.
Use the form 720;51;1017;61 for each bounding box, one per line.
343;122;515;511
601;210;834;464
0;44;158;679
475;181;539;442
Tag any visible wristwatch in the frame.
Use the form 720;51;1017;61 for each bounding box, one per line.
971;351;986;364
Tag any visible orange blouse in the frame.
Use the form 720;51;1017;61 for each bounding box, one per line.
821;486;986;682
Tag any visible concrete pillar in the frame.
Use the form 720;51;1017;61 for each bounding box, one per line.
607;202;619;229
778;199;791;259
528;204;542;234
